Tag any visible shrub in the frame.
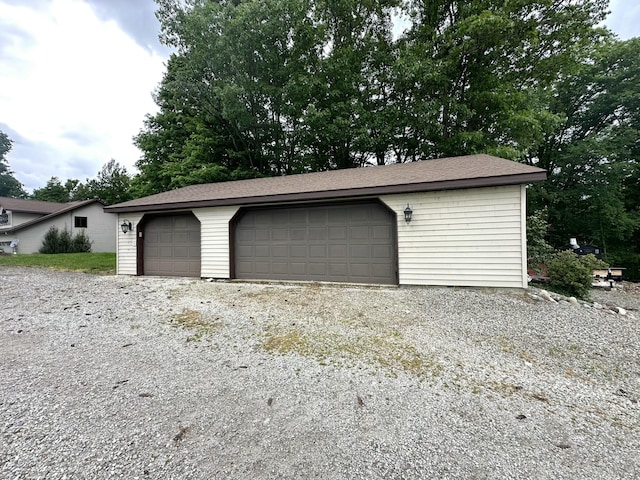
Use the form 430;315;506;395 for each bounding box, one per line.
72;230;93;253
39;226;61;254
547;251;608;300
526;208;554;273
59;227;72;253
39;226;93;254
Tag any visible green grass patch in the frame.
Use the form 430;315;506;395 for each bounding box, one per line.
0;252;116;274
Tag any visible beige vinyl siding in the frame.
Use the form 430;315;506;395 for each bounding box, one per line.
117;213;144;275
193;206;239;278
381;185;527;289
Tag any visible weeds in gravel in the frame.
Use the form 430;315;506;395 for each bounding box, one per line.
262;326;443;378
171;309;221;342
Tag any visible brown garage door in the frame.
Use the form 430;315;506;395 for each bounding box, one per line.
143;214;201;277
234;202;397;284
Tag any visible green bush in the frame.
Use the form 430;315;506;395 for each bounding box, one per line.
72;230;92;253
39;226;93;254
526;208;553;273
547;251;608;300
59;227;72;253
39;226;61;254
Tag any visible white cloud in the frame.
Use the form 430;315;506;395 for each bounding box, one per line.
0;0;165;191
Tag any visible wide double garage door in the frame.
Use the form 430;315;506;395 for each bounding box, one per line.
143;214;201;277
234;202;397;285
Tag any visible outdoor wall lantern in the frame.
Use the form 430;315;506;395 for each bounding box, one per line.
404;204;413;224
120;220;133;234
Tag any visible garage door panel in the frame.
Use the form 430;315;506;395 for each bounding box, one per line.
158;232;173;243
291;228;306;241
308;210;326;223
350;263;370;277
237;229;254;242
255;262;270;274
272;262;288;275
309;228;327;240
272;228;288;241
272;245;288;257
329;244;347;258
308;262;326;275
237;245;254;257
328;209;348;222
174;232;189;243
236;261;253;274
174;246;189;258
372;245;393;258
351;245;370;258
291;263;307;275
309;245;326;258
291;245;307;257
329;226;347;240
144;214;201;277
235;203;396;284
255;229;269;241
372;225;393;240
254;212;271;225
350;209;369;222
329;263;348;276
350;226;369;239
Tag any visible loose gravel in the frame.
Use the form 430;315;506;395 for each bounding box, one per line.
1;267;638;479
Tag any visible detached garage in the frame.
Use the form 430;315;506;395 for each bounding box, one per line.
105;155;546;289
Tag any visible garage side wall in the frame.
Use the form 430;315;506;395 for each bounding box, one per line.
117;213;144;275
193;206;239;278
381;185;527;289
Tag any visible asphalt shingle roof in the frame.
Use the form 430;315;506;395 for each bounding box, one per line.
0;197;69;214
105;154;546;213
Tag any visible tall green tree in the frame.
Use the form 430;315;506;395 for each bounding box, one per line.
81;159;133;205
397;0;608;160
31;177;81;203
136;0;399;193
0;130;28;198
527;36;640;278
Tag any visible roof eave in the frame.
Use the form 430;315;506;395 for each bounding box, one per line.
104;172;547;214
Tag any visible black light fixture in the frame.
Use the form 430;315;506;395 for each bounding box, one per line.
120;219;133;234
404;204;413;224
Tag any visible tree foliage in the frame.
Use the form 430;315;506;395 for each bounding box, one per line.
81;160;133;205
527;36;640;279
31;177;81;203
31;160;133;206
0;130;28;198
137;0;608;191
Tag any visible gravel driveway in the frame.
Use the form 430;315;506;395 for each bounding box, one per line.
1;267;638;479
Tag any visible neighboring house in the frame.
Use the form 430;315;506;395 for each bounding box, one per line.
105;154;547;289
0;197;117;254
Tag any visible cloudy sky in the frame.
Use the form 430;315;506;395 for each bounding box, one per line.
0;0;639;193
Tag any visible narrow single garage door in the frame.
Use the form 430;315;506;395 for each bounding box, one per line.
143;214;201;277
234;202;397;284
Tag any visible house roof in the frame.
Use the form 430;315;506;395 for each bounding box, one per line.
1;199;106;233
0;197;70;214
105;154;547;213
